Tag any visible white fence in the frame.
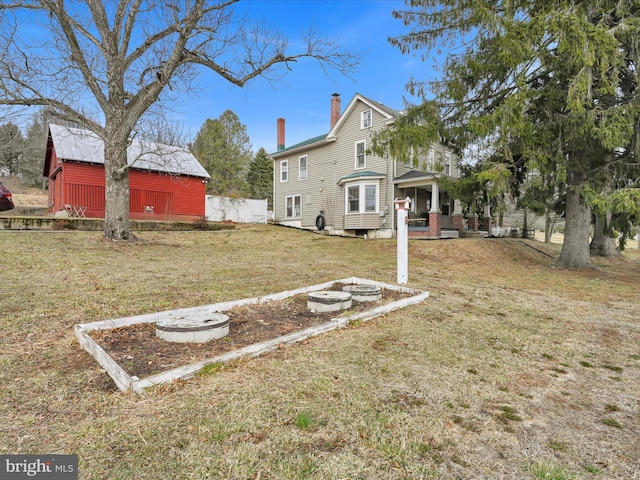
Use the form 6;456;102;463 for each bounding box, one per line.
205;196;268;224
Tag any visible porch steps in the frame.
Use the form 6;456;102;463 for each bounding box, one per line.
461;230;489;238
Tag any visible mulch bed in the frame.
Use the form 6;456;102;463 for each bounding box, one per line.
89;285;412;378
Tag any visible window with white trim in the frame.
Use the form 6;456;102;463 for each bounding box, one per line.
345;182;378;214
444;152;451;176
285;195;301;218
299;155;308;180
361;109;372;129
347;185;360;213
364;185;377;212
355;141;366;169
280;160;288;182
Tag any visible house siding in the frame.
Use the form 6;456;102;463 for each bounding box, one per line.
394;145;459;179
273;97;394;234
274;142;337;227
271;94;458;237
331;101;393;231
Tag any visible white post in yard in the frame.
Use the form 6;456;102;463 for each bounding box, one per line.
395;197;411;285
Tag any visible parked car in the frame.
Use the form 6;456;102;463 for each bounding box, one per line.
0;181;14;211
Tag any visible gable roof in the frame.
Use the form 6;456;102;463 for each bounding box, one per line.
327;93;402;139
394;170;437;183
270;93;402;158
46;124;210;179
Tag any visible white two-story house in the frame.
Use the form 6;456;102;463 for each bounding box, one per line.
271;93;462;239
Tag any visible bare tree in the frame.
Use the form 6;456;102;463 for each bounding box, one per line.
0;0;357;240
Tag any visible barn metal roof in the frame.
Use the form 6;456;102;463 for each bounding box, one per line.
49;124;210;179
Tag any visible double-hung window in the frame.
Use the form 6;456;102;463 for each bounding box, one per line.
280;160;288;182
444;152;451;176
361;109;372;129
364;185;376;212
299;155;308;180
346;182;378;214
347;186;360;213
285;195;301;218
355;141;366;169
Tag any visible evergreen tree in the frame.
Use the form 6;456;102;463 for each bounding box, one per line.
191;111;252;196
0;122;24;177
22;113;48;187
246;148;273;207
385;0;640;268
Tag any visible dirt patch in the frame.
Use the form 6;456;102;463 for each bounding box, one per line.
1;178;48;207
89;285;412;379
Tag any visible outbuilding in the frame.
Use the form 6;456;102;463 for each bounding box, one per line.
43;124;210;221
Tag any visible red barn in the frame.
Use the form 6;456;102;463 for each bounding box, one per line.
43;124;210;221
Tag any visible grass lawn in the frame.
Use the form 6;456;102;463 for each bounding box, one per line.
1;225;639;479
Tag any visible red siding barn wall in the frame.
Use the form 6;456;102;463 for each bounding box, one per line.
47;149;64;211
49;172;63;211
60;161;205;220
63;162;106;218
129;170;206;220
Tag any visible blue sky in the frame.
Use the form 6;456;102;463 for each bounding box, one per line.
178;0;438;154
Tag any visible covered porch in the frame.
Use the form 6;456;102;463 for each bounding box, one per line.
393;171;491;239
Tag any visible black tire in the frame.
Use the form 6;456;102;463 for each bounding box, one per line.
315;214;326;231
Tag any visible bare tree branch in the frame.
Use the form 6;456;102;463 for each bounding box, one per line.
0;0;358;239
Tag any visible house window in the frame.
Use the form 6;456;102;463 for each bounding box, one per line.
361;109;372;129
299;155;308;180
445;152;451;176
365;185;377;212
345;182;378;214
285;195;301;218
355;141;366;169
280;160;288;182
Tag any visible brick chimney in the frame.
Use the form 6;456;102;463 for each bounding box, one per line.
277;117;285;151
330;93;341;128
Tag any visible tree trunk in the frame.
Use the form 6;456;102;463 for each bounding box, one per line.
103;124;132;241
556;171;592;268
590;212;620;257
545;210;552;243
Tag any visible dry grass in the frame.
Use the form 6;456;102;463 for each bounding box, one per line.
1;225;639;479
0;177;49;208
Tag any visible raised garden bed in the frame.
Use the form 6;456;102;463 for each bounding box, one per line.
75;277;429;393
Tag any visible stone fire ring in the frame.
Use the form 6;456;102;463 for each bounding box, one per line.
342;284;382;302
156;311;230;343
307;290;352;313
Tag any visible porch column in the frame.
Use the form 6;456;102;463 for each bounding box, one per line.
451;199;464;234
428;182;441;238
469;214;478;231
483;203;493;236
